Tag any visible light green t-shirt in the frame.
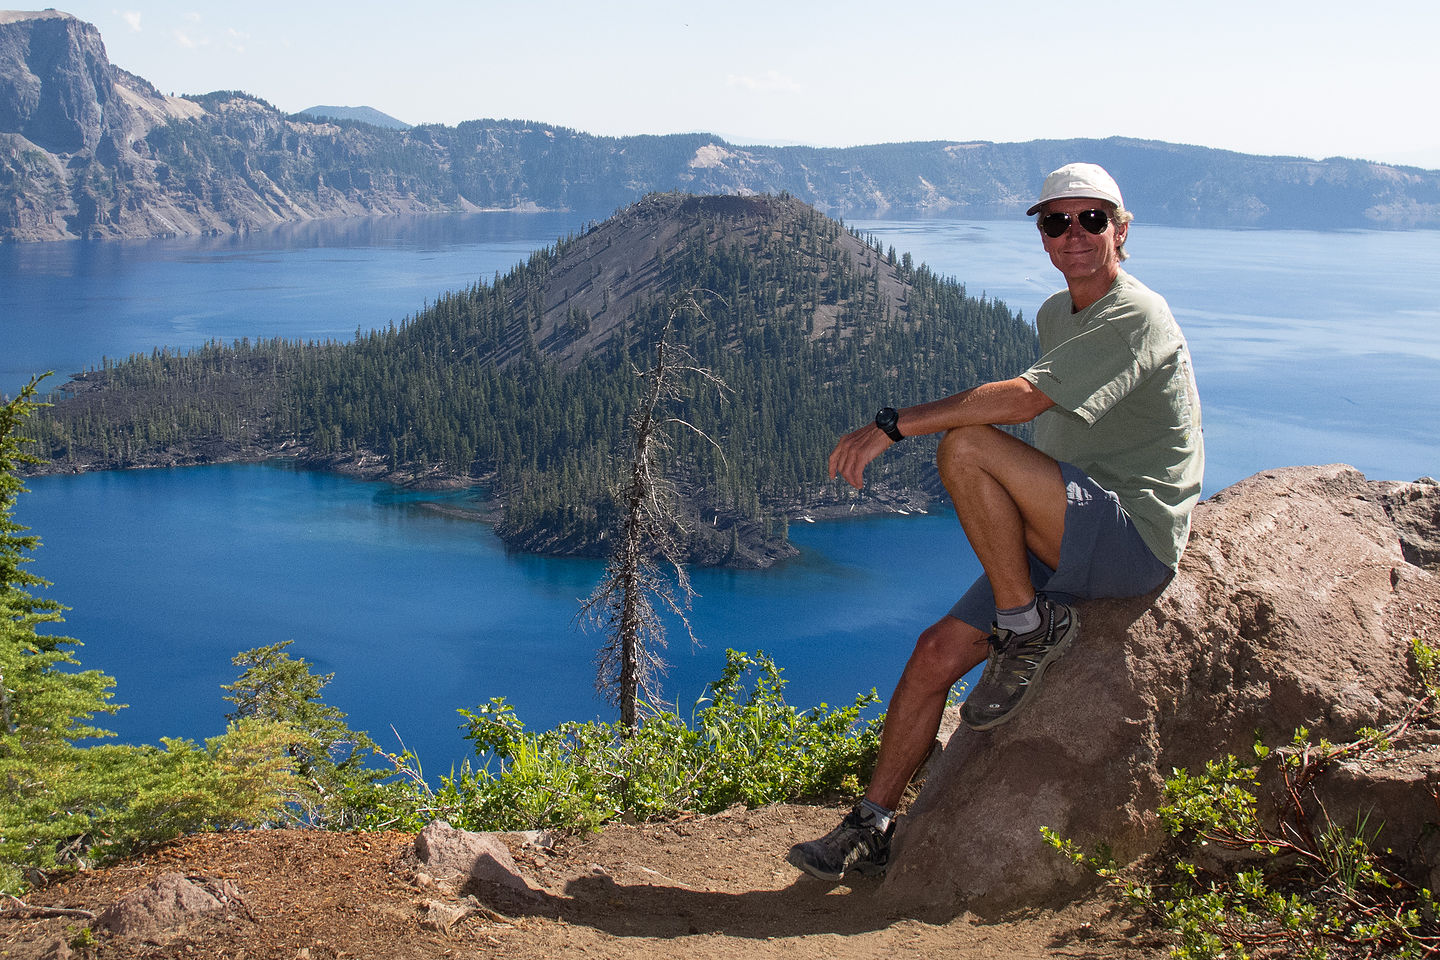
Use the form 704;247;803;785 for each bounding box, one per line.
1020;271;1204;569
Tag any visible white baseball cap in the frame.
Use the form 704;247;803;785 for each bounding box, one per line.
1026;163;1125;216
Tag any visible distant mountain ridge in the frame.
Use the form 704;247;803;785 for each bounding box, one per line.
298;104;409;130
2;9;1438;241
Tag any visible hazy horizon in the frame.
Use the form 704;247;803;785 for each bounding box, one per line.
27;1;1438;171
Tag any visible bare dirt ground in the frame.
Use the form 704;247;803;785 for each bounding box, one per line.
2;803;1171;960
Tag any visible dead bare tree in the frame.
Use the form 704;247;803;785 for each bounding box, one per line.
579;295;729;730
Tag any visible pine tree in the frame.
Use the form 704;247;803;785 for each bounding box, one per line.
1;379;298;891
580;297;729;729
223;641;384;828
0;379;116;747
0;378;119;888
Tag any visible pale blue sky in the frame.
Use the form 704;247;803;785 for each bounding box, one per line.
41;1;1440;169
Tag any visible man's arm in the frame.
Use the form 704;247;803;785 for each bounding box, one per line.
828;376;1054;490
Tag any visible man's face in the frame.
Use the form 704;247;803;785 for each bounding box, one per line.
1039;197;1127;285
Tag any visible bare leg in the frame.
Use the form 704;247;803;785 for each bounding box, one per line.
865;615;990;810
937;425;1066;609
863;427;1067;808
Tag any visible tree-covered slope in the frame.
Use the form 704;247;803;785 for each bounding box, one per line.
25;193;1037;566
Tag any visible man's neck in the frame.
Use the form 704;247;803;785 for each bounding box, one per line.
1067;267;1122;313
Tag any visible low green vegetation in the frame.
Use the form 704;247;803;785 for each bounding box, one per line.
1045;636;1440;959
1;380;880;892
362;650;881;834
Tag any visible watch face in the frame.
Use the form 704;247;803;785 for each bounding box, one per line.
876;408;901;438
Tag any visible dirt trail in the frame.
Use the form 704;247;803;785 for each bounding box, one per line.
2;803;1168;959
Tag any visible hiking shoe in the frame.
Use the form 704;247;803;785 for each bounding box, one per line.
786;804;894;881
960;594;1078;731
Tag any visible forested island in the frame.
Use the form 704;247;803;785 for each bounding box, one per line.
22;193;1037;567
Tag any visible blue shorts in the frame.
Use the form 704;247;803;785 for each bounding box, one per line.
946;461;1172;632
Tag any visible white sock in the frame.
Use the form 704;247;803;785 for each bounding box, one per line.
996;598;1041;634
860;798;894;832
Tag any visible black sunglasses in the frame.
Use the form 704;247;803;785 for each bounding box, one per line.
1038;209;1110;239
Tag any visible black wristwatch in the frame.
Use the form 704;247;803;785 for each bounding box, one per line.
875;407;904;442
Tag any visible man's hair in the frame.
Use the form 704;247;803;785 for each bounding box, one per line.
1111;203;1134;261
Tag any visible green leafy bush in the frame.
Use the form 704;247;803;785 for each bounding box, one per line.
1045;643;1440;959
1412;636;1440;708
365;649;882;833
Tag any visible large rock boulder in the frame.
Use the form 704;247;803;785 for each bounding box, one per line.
411;820;540;905
881;465;1440;918
92;873;245;940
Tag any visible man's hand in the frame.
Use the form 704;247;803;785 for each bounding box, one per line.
826;379;1051;490
828;422;893;490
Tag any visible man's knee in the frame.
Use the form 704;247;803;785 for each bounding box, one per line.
938;424;1047;483
936;425;990;467
900;617;989;691
936;425;997;490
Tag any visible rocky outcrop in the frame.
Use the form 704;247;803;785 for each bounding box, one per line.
410;820;541;903
92;873;246;940
0;11;460;241
0;9;111;154
881;465;1440;918
0;10;202;238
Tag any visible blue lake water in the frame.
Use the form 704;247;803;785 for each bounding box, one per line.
5;210;1440;772
20;462;960;769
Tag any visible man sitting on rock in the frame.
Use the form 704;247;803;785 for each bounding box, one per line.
788;162;1205;882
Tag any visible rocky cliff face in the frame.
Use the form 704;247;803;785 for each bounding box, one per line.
0;9;111;154
1;10;202;238
4;11;1439;241
0;10;459;240
881;465;1440;918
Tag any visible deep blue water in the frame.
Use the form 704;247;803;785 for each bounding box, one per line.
6;211;1440;772
20;464;963;770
